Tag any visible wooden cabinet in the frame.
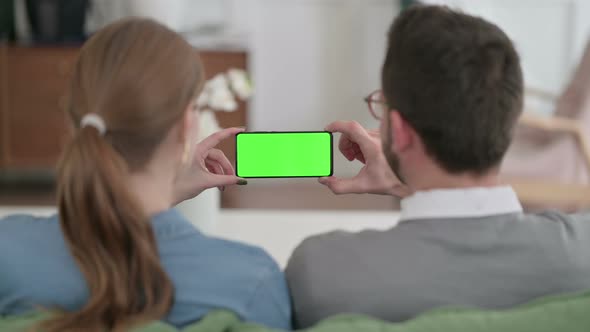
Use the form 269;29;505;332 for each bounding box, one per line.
0;46;247;172
1;46;76;170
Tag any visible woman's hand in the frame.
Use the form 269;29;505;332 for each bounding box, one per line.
173;127;246;205
319;121;412;197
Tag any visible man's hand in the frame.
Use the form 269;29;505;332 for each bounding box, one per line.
173;127;246;205
319;121;412;197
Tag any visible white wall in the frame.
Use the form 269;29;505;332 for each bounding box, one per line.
85;0;590;123
571;1;590;67
232;0;589;150
426;0;590;103
246;0;397;131
228;0;398;175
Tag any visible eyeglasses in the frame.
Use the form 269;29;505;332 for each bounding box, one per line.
363;90;388;120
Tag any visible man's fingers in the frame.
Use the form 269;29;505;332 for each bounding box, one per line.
339;140;366;163
338;135;353;151
326;121;377;157
340;147;356;161
199;127;245;151
356;151;366;164
392;184;414;198
207;148;235;176
318;176;363;195
338;136;356;161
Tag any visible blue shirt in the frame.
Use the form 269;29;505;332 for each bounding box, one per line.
0;209;292;330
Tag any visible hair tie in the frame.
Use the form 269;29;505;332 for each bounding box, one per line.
80;113;107;136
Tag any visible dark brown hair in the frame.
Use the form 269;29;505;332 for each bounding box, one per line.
382;5;523;174
41;18;203;332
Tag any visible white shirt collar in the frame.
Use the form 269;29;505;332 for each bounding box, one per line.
399;186;523;222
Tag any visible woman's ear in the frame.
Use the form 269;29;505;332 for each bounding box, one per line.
178;103;200;165
179;102;198;144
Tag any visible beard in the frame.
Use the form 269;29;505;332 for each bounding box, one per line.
383;123;406;184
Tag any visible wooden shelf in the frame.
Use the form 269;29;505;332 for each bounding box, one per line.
0;45;247;170
0;45;248;207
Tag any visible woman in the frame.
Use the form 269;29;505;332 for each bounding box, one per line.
0;19;291;331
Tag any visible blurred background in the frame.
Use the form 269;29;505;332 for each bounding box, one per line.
1;0;589;265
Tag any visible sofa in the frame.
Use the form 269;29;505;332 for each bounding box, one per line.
1;290;589;331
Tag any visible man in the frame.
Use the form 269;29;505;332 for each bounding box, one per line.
285;4;590;329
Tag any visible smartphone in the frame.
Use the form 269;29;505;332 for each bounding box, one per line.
236;131;333;178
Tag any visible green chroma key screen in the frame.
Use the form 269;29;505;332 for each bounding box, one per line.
236;132;333;178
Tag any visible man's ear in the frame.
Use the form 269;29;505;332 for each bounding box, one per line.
390;111;413;152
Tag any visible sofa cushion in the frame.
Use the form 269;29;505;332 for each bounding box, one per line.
1;291;589;331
